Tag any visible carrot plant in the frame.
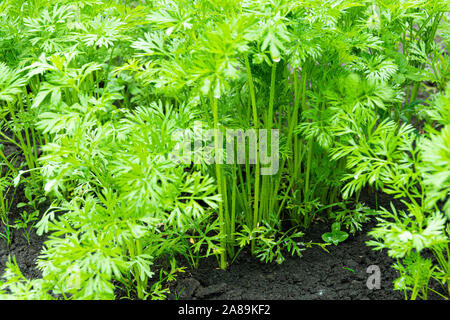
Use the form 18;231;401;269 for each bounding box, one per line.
0;0;448;300
0;163;16;246
132;0;403;264
362;85;450;299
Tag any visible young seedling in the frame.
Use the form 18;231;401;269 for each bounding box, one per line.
13;210;39;244
342;266;356;274
322;222;349;246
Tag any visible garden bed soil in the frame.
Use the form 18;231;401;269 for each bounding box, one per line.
167;223;404;300
0;141;446;300
0;186;46;281
2;213;406;300
0;221;45;281
162;189;446;300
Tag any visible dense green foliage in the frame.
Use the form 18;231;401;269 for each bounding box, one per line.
0;0;449;300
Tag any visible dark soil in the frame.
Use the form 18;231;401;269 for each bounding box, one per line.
0;133;447;300
164;189;446;300
0;138;46;281
1;185;447;300
167;221;404;300
0;220;45;281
